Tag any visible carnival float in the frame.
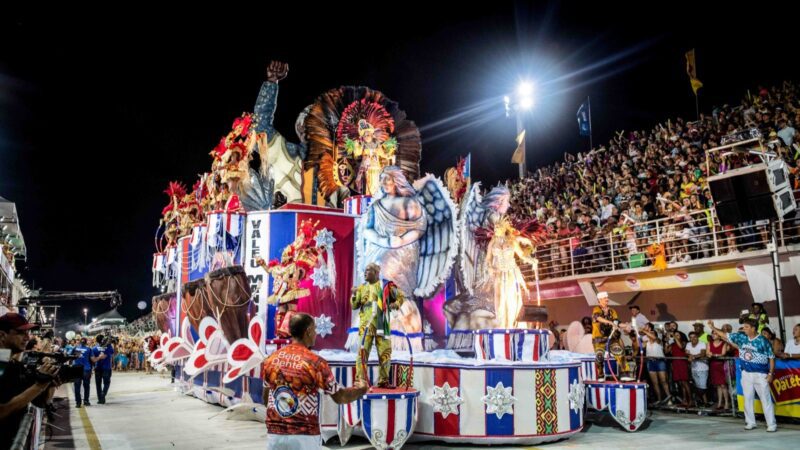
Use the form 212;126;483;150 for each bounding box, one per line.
147;61;647;447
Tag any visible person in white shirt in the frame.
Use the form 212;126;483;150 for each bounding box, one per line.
686;331;709;405
777;324;800;359
628;305;649;330
640;323;670;405
600;196;614;222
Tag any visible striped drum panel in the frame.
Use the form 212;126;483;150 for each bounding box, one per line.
515;329;550;362
189;224;208;279
361;389;419;450
344;195;373;216
584;381;608;411
578;356;597;382
607;383;647;432
474;329;518;361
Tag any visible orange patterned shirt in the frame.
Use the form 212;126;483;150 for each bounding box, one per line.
262;342;340;435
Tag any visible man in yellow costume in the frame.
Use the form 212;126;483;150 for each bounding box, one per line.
592;291;631;379
351;263;404;387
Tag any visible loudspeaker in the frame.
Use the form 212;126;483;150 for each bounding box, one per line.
708;162;795;226
517;305;549;323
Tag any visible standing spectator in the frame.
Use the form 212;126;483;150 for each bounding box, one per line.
0;313;59;449
777;324;800;359
641;323;671;405
686;331;709;406
72;338;93;407
708;319;776;432
628;305;649;330
581;316;593;334
777;119;795;147
600;196;614;222
64;339;76;355
692;322;710;344
665;325;692;407
747;303;769;333
708;330;730;411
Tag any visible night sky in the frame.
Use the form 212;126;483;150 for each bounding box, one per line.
2;2;797;323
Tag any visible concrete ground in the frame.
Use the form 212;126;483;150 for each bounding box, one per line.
41;371;799;450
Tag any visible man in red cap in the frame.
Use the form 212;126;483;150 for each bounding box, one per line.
0;313;59;448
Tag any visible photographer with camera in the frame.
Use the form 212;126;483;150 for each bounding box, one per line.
72;338;93;407
90;334;114;404
0;313;59;449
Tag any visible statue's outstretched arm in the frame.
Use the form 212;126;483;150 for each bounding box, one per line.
253;61;288;138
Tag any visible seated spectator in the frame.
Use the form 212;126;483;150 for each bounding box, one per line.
761;328;784;354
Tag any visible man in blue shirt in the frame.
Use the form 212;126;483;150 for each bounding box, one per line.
90;335;114;404
71;338;93;407
708;319;776;432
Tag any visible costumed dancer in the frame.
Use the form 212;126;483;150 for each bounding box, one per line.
481;217;538;329
348;118;397;196
256;219;322;337
350;263;404;387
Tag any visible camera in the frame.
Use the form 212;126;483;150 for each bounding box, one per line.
20;351;84;384
96;335;118;346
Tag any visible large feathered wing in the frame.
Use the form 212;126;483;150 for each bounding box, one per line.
459;183;485;295
413;174;459;298
239;168;274;211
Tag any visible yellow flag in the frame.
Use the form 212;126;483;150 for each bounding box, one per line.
511;129;526;164
685;49;703;95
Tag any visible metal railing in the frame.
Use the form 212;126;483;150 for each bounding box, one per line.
641;355;739;417
10;405;42;450
524;195;800;282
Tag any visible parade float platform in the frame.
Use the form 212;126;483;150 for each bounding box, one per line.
318;350;587;446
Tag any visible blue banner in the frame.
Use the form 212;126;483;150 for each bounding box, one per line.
577;100;590;136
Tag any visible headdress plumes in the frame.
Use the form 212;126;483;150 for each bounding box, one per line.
298;219;320;240
338;100;395;143
232;114;253;137
164;181;187;199
210;138;227;160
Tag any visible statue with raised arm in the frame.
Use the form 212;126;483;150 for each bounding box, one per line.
240;61;307;210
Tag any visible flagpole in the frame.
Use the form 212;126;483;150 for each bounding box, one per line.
517;115;525;179
694;92;700;121
588;96;594;150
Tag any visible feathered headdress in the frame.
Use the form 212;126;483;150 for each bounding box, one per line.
164;181;187;199
232;114;253;137
210;138;227;161
303;86;421;199
337;100;395;143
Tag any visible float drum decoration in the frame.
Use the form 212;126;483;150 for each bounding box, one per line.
152;292;178;336
182;278;210;335
303;87;421;207
205;265;252;343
